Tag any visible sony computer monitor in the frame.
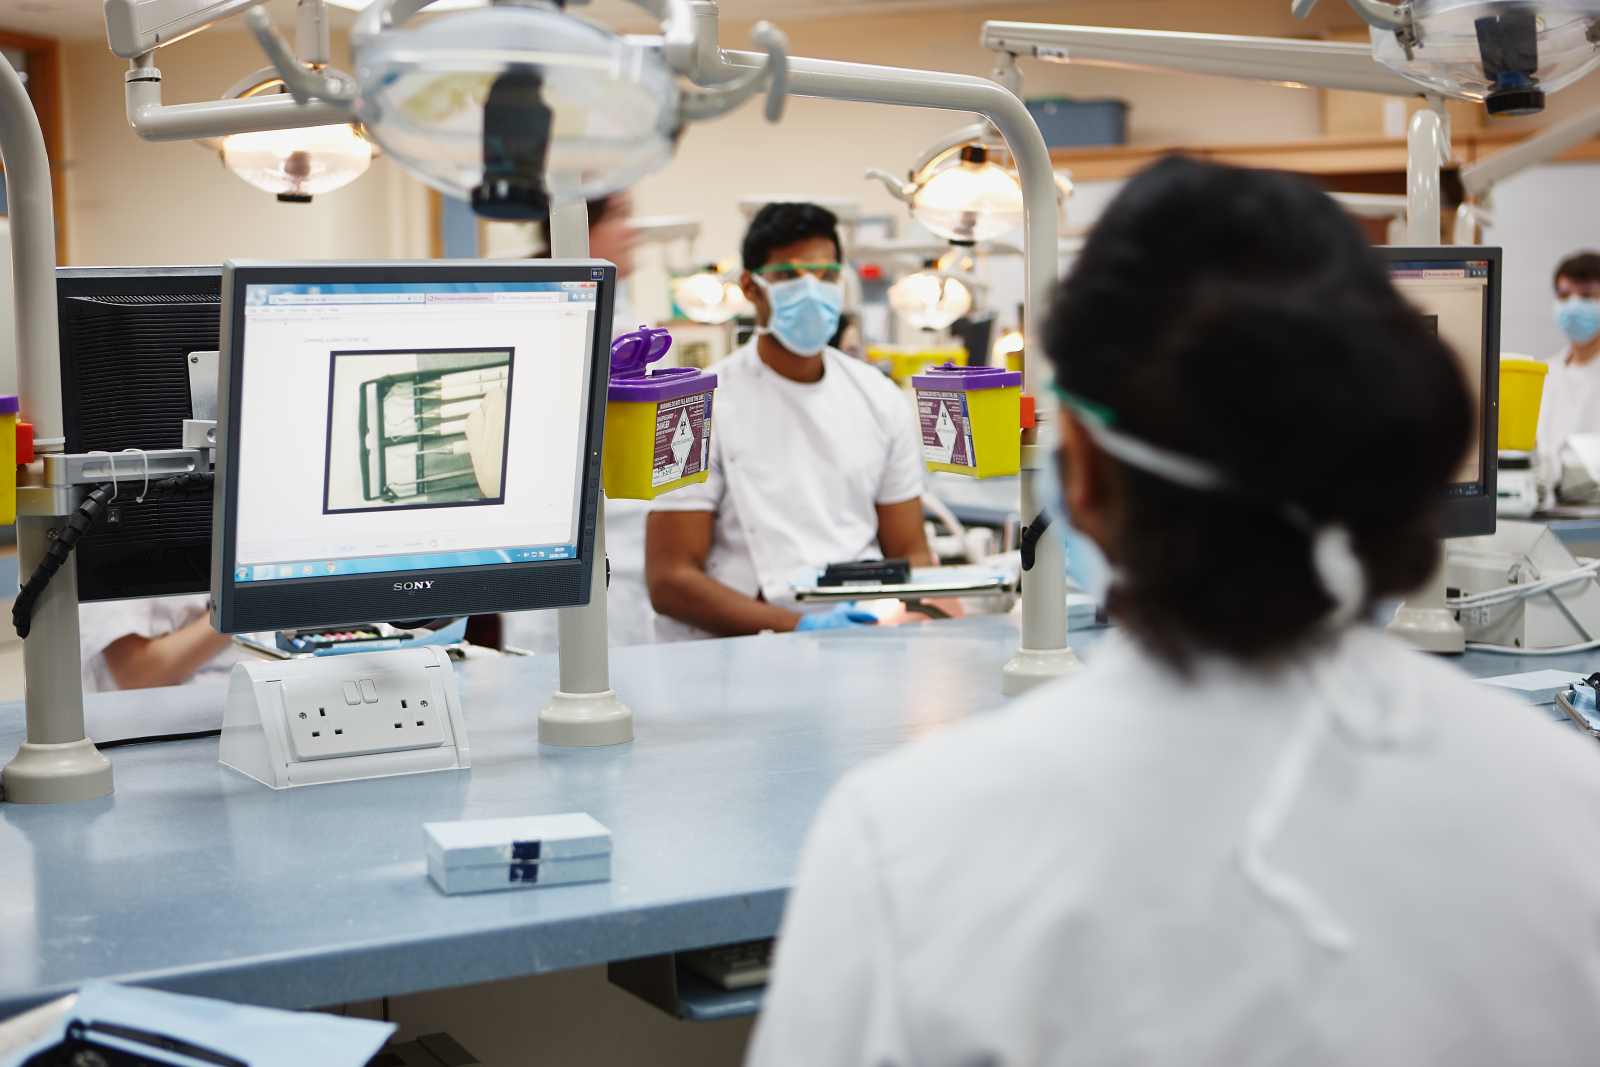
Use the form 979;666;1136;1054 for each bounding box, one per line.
1379;246;1500;540
211;259;614;634
57;265;222;601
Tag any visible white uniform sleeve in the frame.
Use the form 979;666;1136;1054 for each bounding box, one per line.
747;781;908;1067
875;382;926;507
647;413;723;514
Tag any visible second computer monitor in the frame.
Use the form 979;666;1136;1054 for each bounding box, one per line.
212;259;614;634
1379;246;1501;540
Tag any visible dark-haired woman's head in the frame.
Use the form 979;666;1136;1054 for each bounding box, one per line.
1045;156;1471;668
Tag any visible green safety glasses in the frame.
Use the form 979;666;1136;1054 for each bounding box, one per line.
752;262;843;283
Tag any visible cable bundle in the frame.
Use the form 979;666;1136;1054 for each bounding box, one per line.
12;473;215;639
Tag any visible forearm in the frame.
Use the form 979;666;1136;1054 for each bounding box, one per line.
650;567;802;636
103;617;233;690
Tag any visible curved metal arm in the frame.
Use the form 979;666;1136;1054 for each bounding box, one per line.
680;21;788;122
245;6;356;105
865;167;915;203
1292;0;1411;27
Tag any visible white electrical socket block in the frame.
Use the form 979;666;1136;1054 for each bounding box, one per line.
219;645;470;789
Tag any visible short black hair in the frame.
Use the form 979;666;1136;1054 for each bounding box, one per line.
742;202;841;272
1555;252;1600;287
1045;156;1471;668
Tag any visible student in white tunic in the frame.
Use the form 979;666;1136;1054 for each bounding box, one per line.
79;594;250;693
1534;251;1600;501
749;159;1600;1066
648;203;935;640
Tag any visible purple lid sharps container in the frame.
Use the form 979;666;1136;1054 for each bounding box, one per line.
908;362;1021;392
608;325;718;402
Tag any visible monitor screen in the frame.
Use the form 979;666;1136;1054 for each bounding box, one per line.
1380;247;1500;539
57;265;221;602
212;260;614;634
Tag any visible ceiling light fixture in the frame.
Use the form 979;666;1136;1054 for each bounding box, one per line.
889;270;973;331
672;261;748;324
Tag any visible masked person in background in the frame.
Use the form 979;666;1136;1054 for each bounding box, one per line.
647;202;942;639
1536;251;1600;504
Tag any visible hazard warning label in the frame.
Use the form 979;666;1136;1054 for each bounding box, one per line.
652;390;714;487
917;389;974;468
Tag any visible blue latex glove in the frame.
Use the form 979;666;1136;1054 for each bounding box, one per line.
796;602;878;631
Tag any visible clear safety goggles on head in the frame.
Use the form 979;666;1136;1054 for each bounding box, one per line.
751;262;842;284
1049;383;1366;629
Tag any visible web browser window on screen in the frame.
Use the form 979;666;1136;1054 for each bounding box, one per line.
1388;259;1489;491
231;281;597;586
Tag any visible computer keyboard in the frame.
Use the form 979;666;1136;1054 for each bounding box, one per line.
678;938;775;990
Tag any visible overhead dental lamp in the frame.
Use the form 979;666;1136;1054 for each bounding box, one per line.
672;264;747;324
1295;0;1600;115
220;122;373;200
346;0;787;220
889;269;974;331
870;144;1025;245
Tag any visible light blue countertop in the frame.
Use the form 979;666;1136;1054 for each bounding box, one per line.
0;614;1105;1020
1;609;1592;1022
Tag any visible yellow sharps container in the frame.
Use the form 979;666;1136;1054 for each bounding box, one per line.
0;396;16;525
911;363;1021;479
1498;359;1548;452
602;326;717;500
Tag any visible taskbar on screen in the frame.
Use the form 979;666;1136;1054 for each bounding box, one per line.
234;544;577;584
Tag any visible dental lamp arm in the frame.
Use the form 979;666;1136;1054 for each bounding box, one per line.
1292;0;1417;56
980;22;1418;95
680;22;788;122
1292;0;1410;27
1459;101;1600;201
865;168;915;203
245;6;355;106
124;54;356;142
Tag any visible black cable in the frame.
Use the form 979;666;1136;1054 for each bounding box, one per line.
97;728;222;749
1018;512;1051;571
14;483;113;640
11;473;216;639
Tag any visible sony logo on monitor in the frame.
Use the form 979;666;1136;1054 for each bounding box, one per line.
394;580;436;591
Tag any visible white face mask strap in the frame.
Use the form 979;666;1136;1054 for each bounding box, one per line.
1070;409;1367;627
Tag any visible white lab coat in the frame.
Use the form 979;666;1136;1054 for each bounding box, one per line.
650;342;925;641
500;497;657;652
1536;344;1600;499
748;627;1600;1066
79;594;251;693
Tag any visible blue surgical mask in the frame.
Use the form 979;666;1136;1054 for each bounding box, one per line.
752;274;842;357
1556;296;1600;345
1033;439;1114;607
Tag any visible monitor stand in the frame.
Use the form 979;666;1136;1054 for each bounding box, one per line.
1385;548;1465;653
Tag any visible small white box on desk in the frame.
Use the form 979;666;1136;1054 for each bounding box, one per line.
425;813;612;894
219;645;470;789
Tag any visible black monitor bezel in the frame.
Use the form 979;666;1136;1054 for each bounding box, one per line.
212;259;615;635
1378;245;1500;540
57;265;223;602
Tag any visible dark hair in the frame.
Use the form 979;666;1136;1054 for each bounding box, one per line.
742;202;841;271
1044;157;1471;667
1555;252;1600;287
